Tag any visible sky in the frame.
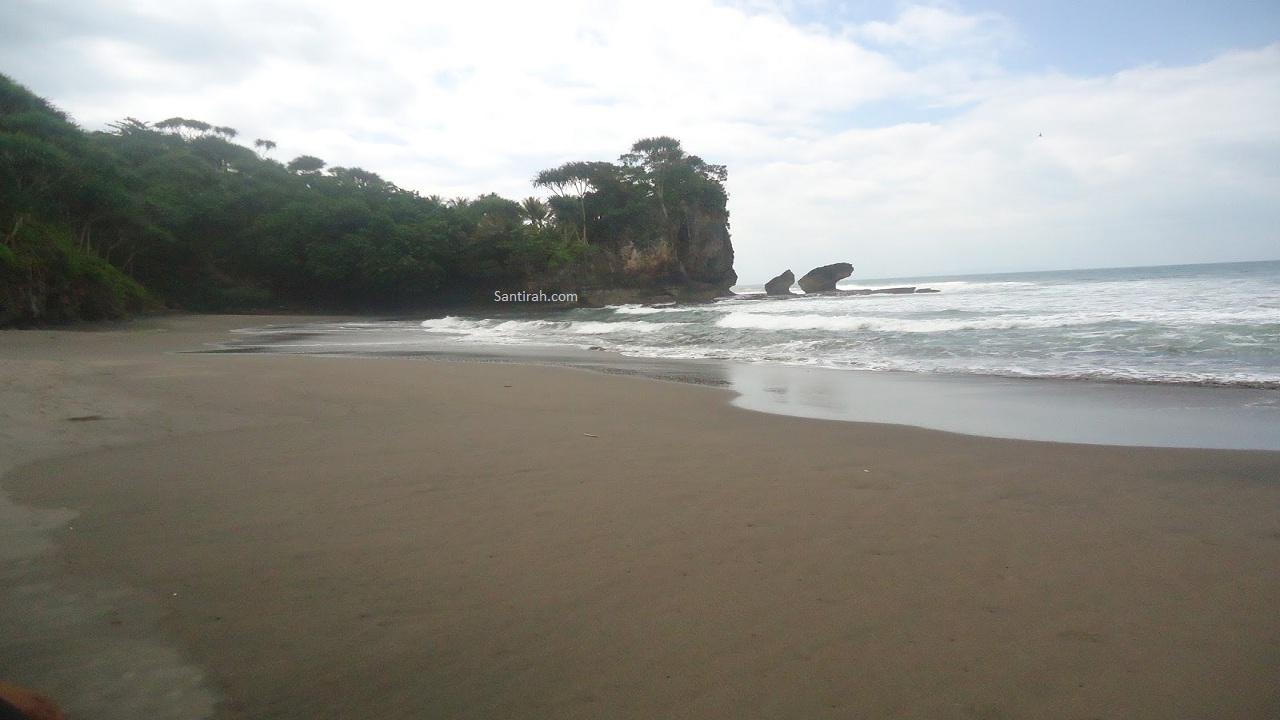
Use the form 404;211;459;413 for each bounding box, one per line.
2;0;1278;283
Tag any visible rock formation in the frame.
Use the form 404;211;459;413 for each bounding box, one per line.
764;270;796;296
797;263;854;293
535;137;738;306
573;203;737;305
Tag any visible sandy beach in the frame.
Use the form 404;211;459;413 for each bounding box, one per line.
2;315;1279;719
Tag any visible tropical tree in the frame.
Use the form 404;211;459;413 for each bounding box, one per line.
106;117;151;136
519;197;549;229
155;117;215;140
327;166;387;191
286;154;325;175
533;160;612;244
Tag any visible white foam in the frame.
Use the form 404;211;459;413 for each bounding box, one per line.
569;320;674;334
714;311;1107;333
420;316;487;332
261;263;1280;389
608;305;672;315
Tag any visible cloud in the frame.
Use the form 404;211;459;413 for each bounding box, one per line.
730;43;1280;279
853;4;1017;56
2;0;1276;281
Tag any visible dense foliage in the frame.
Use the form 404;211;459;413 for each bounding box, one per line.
0;73;731;326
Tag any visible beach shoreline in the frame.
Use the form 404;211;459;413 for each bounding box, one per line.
3;314;1279;719
201;317;1280;451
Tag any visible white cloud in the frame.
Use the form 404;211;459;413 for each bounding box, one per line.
854;4;1016;56
729;44;1280;279
3;0;1277;281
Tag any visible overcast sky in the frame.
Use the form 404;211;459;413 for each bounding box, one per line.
4;0;1278;282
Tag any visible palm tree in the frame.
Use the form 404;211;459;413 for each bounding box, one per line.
519;197;549;228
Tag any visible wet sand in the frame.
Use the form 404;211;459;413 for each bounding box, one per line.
2;315;1279;719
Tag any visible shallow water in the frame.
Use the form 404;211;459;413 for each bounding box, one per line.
727;364;1280;450
198;329;1280;451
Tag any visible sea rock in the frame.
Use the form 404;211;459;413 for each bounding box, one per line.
797;263;854;293
764;270;796;296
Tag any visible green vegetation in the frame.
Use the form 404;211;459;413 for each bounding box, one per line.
0;73;734;326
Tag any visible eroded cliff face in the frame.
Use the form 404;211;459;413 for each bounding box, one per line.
571;202;736;306
676;201;736;287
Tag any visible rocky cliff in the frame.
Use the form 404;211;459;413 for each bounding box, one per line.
532;137;737;306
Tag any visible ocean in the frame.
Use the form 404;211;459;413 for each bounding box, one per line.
403;260;1280;389
215;260;1280;449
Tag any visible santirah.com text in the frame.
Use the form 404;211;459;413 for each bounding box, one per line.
493;291;578;303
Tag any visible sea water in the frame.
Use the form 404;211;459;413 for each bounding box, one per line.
214;260;1280;448
415;260;1280;389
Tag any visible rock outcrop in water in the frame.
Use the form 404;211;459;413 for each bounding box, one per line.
797;263;854;293
845;287;940;295
764;270;796;296
740;262;940;301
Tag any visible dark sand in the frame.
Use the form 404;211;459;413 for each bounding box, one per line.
2;315;1279;719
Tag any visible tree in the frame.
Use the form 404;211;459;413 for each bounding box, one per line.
686;155;727;184
5;73;737;320
286;155;325;175
533;161;611;244
184;119;212;137
0;132;72;243
152;117;185;133
617;137;729;224
106;117;151;136
519;197;549;229
155;117;215;140
620;136;686;219
327;166;387;191
190;134;256;172
0;74;153;323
